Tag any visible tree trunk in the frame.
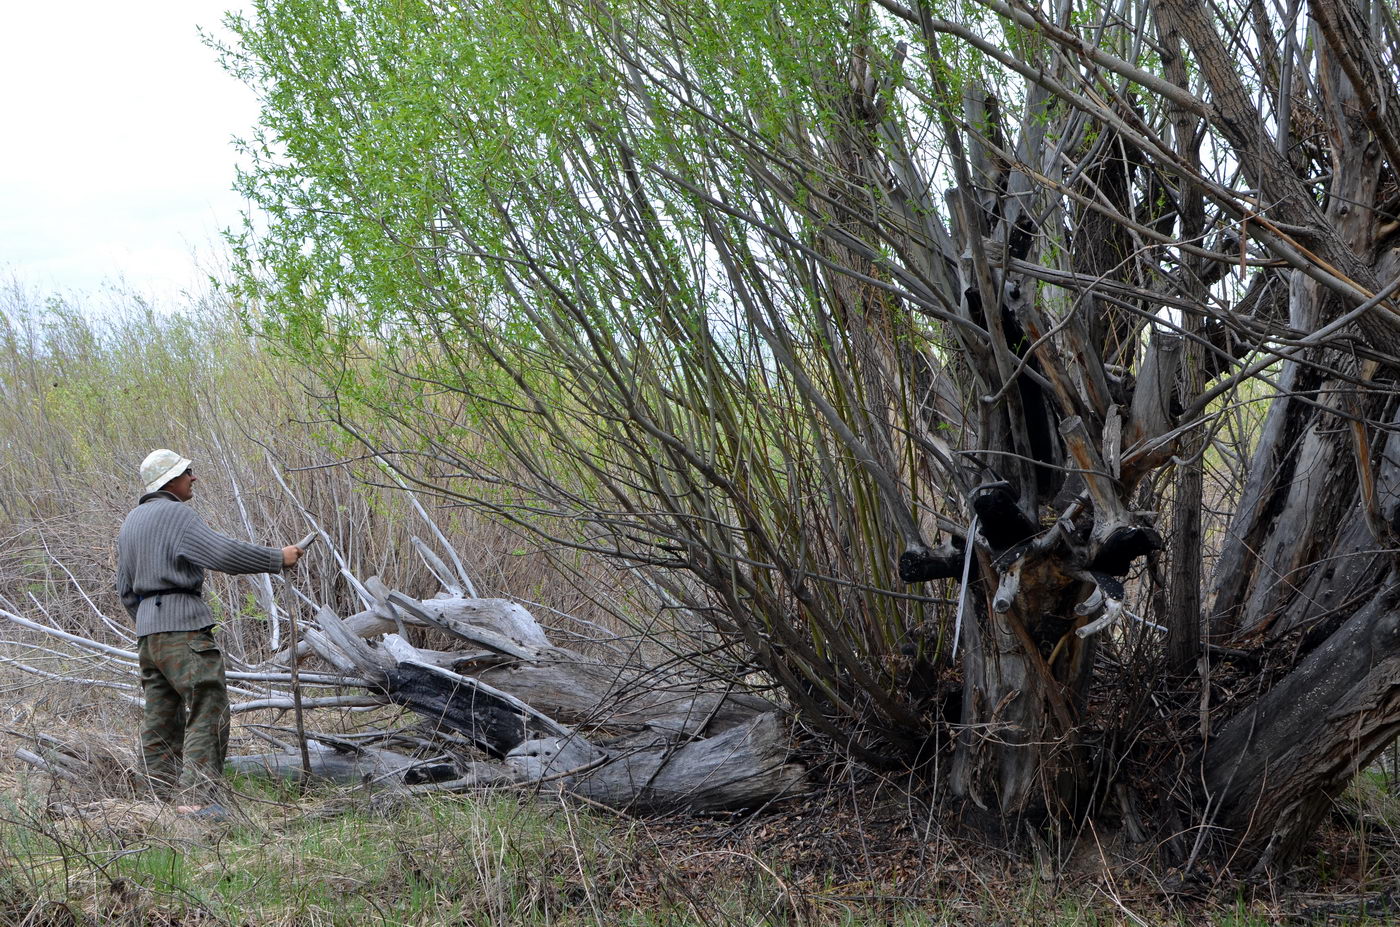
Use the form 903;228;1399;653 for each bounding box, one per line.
1196;12;1400;866
1202;579;1400;870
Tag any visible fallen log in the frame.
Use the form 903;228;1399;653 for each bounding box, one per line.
228;739;417;784
470;658;775;736
506;711;805;813
293;590;775;736
228;739;513;790
305;629;806;812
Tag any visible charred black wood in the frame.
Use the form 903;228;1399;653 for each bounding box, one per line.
898;537;965;583
1084;571;1125;602
971;481;1040;551
1004;302;1065;502
385;663;526;758
403;763;460;785
1008;214;1036;260
1087;524;1162;576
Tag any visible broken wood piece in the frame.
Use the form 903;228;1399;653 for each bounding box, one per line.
16;748;84;785
993;551;1026;614
506;712;805;813
506;734;608;780
265;600;426;666
1074;586;1104;616
1075;598;1124;639
1102;404;1122;479
364;576;410;638
387;592;547;661
1121;331;1183;484
299;628;363;676
230;694;383;713
1075;573;1127;639
314;606;393;673
270;592;553;667
410;537;463;597
230;739;435;786
1060;416;1161;575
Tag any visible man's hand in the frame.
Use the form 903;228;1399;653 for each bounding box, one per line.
282;545;305;568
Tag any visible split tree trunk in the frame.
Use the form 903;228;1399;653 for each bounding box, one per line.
1193;10;1400;868
1202;393;1400;869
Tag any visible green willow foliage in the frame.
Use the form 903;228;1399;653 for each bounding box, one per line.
224;0;1012;749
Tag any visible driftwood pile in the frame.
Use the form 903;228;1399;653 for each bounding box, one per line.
3;525;804;813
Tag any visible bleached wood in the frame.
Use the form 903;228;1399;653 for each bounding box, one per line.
410;537;463;596
387;592;545;661
505;712;804;813
231;694;382;713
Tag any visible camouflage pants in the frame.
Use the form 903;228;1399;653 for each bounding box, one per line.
138;628;229;802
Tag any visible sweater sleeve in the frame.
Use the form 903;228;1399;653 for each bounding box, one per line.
178;513;284;576
116;554;139;619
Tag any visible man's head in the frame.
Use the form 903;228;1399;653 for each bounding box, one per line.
140;449;196;501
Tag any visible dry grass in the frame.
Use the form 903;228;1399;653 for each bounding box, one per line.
0;280;643;653
4;783;1398;926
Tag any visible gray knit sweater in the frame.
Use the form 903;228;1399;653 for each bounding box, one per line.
117;490;283;637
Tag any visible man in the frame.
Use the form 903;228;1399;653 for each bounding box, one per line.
117;448;305;818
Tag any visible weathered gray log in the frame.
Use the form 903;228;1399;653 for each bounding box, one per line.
271;593;552;665
505;712;805;813
315;606;392;672
298;593;772;735
267;603;416;666
1201;576;1400;871
472;658;773;736
377;637;804;810
228;740;417;784
230;694;382;713
276;596;803;812
16;748;84;784
228;740;512;789
1121;330;1182;483
388;592;548;661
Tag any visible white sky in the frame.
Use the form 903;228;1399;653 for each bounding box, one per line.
1;2;258;305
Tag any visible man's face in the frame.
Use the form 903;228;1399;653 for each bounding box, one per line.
162;468;196;502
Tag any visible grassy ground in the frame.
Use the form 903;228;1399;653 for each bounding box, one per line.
3;728;1399;927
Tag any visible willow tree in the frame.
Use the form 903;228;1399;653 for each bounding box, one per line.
225;0;1400;870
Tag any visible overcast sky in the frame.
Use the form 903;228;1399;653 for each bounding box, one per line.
2;2;258;305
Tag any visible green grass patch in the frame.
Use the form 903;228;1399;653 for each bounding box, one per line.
0;788;645;926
